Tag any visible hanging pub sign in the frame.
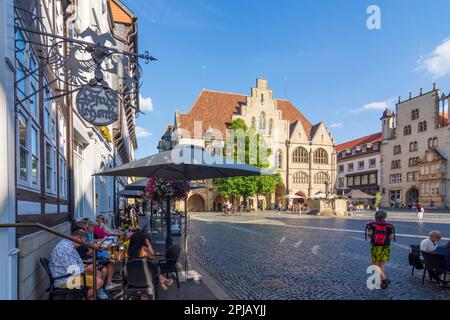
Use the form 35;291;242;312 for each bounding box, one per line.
76;85;119;126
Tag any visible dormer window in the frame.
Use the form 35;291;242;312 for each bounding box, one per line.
351;148;356;155
362;145;367;152
373;143;378;150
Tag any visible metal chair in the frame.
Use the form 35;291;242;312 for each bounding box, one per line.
409;245;423;276
421;251;450;287
122;258;160;300
40;257;87;300
157;244;181;288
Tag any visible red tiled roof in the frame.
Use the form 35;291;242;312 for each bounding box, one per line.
109;0;133;25
177;90;313;138
276;100;313;136
336;132;383;153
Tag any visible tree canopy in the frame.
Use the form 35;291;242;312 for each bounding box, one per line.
215;118;282;209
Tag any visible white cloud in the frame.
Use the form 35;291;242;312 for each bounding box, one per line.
352;101;390;114
417;38;450;78
139;94;153;112
329;122;344;129
135;126;152;138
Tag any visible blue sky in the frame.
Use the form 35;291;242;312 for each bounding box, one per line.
123;0;450;159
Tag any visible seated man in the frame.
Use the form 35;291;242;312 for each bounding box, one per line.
420;231;442;252
435;240;450;272
49;229;108;300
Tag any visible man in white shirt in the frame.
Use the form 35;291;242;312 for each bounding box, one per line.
420;231;442;252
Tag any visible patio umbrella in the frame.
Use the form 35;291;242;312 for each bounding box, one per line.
124;179;206;191
117;189;143;198
345;189;374;199
94;144;269;278
312;192;327;199
285;194;304;199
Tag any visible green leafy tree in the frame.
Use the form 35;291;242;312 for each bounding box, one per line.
215;119;282;210
374;192;382;209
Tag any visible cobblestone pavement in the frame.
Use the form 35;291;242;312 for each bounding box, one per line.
187;212;450;300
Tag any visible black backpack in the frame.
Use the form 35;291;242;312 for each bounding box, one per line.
408;250;424;269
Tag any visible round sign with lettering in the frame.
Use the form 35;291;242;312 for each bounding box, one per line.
76;85;119;126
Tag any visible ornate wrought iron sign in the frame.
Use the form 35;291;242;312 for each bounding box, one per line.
14;5;157;125
76;85;119;126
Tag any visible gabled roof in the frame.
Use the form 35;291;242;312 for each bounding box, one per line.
177;90;313;138
276;99;313;136
309;123;322;140
109;0;133;25
336;132;383;153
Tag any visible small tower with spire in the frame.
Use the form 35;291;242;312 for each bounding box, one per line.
380;108;395;140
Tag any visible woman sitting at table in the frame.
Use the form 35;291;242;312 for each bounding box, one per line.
127;230;173;290
119;209;131;228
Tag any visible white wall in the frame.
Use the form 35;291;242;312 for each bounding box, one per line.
71;0;115;221
0;0;18;300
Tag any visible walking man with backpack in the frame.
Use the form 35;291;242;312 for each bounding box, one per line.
365;210;396;289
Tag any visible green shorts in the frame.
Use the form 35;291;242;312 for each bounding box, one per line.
371;245;391;263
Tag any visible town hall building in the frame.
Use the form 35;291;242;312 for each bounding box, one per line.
158;79;337;211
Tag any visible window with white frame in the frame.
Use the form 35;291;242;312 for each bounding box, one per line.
16;28;41;191
58;110;68;199
358;161;365;170
43;81;58;194
347;163;354;172
390;174;402;184
44;143;53;193
369;158;376;168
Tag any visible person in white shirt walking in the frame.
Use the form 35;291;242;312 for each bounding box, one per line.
416;203;424;221
420;230;442;252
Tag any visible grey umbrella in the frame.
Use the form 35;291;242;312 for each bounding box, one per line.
124;179;206;191
117;189;144;198
95;145;267;180
94;144;269;277
345;189;375;199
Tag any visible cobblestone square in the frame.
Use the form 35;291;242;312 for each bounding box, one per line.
188;211;450;300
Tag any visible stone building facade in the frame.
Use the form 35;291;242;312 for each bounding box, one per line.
380;86;450;209
159;79;337;211
0;0;139;300
336;133;382;196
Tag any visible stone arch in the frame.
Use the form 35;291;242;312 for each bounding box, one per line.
214;195;226;212
259;112;266;131
406;187;419;205
294;191;307;204
292;146;308;163
274;149;282;169
292;171;308;184
313;171;329;184
268;118;274;135
313;148;328;164
275;183;286;206
188;194;206;212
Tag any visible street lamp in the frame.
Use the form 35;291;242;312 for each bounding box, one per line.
285;139;291;210
159;130;174;248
